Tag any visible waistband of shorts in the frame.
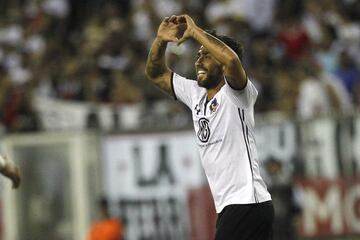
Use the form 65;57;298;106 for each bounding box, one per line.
218;200;273;216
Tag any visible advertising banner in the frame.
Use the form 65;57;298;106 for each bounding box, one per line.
296;178;360;237
102;131;204;240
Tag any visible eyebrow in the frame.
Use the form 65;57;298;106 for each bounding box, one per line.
197;51;209;57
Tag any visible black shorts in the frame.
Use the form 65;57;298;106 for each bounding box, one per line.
215;201;274;240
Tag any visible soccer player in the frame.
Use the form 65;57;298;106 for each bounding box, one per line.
145;15;274;239
0;154;20;189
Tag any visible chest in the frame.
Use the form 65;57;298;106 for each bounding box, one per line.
191;94;254;124
192;95;222;119
191;95;251;143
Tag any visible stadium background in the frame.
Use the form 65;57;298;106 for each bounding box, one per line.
0;0;359;239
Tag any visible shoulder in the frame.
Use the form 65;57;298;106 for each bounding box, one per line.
222;77;258;107
172;72;198;87
172;72;205;105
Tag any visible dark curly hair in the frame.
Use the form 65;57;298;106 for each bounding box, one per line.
205;29;244;61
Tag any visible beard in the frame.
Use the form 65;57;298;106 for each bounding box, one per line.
197;68;223;89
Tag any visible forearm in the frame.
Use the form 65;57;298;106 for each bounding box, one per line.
191;26;239;67
189;24;247;88
145;37;171;79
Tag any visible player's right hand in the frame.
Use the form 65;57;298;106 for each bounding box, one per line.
157;15;186;43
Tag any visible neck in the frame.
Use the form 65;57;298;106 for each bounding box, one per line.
206;79;225;100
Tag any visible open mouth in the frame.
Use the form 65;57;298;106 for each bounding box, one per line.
197;70;207;77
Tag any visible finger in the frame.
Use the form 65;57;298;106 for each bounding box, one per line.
162;17;170;26
170;37;179;42
12;178;20;189
169;15;177;24
15;177;20;188
177;36;187;46
12;170;20;189
175;16;183;24
177;15;187;24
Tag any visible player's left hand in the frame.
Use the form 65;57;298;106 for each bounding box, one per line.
0;156;21;189
176;14;198;45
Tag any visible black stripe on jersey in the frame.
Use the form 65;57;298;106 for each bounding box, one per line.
170;72;177;100
204;99;209;116
245;123;259;203
238;108;259;203
246;126;251;158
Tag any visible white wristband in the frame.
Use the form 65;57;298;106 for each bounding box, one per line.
0;155;6;169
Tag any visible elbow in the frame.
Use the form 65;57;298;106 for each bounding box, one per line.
144;68;150;80
144;65;150;78
144;65;155;80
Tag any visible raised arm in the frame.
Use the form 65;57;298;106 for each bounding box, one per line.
145;16;185;96
177;15;247;90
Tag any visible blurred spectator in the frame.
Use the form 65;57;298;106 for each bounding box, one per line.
0;0;359;132
277;17;311;61
296;57;350;119
86;105;101;130
302;0;323;44
314;24;340;74
335;51;360;103
0;80;41;132
246;0;276;33
272;65;300;115
42;0;69;19
110;71;143;104
87;197;124;240
320;68;353;113
264;158;298;240
335;8;360;67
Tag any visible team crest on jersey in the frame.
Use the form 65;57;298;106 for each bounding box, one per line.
210;98;219;113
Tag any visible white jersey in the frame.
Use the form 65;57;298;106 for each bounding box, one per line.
172;72;271;213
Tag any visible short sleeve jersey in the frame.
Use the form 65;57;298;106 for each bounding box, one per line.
171;72;271;213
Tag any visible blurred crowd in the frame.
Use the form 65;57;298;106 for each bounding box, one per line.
0;0;359;132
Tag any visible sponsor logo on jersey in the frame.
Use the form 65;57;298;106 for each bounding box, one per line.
197;118;210;143
194;104;201;115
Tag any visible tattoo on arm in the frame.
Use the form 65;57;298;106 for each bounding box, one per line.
150;41;167;62
146;62;166;83
146;40;167;78
145;39;171;93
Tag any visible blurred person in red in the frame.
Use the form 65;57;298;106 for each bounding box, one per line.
277;17;311;61
87;197;124;240
0;154;21;189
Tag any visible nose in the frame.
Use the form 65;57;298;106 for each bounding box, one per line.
195;56;203;67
